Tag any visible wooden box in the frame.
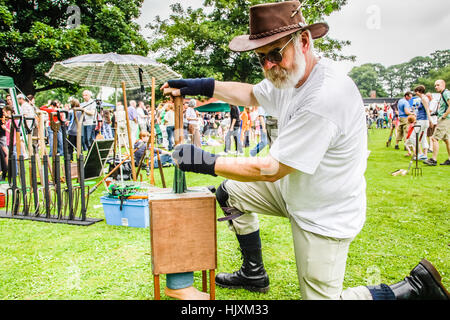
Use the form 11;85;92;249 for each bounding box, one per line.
149;187;217;275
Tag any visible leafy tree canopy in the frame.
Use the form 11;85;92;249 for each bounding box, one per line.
147;0;354;84
348;50;450;98
348;63;387;98
0;0;149;95
414;65;450;94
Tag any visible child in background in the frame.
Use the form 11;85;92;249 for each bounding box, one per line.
3;106;15;153
0;106;13;179
67;99;83;161
405;114;417;157
101;109;113;139
134;131;174;169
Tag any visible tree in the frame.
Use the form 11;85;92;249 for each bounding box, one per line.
0;0;149;95
33;86;100;108
349;49;450;97
383;65;400;97
430;50;450;71
414;65;450;93
147;0;355;84
348;64;387;98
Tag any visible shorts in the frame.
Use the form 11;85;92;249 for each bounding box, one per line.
432;117;450;141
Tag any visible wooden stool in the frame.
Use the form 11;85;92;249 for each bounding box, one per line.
149;187;216;300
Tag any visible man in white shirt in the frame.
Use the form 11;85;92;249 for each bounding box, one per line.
127;100;139;146
186;99;201;147
80;90;97;151
17;94;36;157
164;103;175;150
17;94;35;119
161;1;449;301
136;101;149;133
426;92;439;152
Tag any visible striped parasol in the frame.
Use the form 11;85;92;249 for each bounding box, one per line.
45;52;181;89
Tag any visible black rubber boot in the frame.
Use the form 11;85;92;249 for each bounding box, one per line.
215;230;270;293
389;259;450;300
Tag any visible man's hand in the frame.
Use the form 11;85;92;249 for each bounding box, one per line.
160;78;215;97
172;144;220;176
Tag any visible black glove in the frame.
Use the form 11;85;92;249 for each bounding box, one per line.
167;78;215;97
172;144;220;176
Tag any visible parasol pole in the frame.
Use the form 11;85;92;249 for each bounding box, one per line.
112;87;118;161
150;77;156;186
121;81;137;181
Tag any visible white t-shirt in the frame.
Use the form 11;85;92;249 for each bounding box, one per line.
81;99;97;125
250;110;258;122
186;107;197;125
429;98;439;125
165;110;175;127
20;102;35;118
137;107;147;125
253;58;368;239
20;102;36;129
387;108;393;119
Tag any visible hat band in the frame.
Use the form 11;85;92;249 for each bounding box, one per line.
249;23;303;40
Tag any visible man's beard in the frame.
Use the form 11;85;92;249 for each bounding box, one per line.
264;48;306;89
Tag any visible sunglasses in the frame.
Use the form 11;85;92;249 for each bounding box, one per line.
257;36;294;66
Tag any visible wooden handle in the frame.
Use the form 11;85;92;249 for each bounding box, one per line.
162;86;184;146
88;147;139;195
163;88;178;96
121;81;137;181
150;77;156;186
174;96;184;146
127;195;148;200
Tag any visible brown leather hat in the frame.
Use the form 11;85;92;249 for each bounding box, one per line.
229;1;329;52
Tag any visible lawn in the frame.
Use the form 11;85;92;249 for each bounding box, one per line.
0;128;448;300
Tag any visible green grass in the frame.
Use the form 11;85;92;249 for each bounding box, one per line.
0;129;448;300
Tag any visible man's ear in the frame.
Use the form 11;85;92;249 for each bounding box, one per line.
301;31;310;54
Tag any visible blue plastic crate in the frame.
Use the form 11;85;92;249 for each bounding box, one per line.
100;196;149;228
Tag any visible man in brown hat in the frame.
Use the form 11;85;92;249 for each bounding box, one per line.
162;1;449;300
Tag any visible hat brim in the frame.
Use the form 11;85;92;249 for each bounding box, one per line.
229;22;329;52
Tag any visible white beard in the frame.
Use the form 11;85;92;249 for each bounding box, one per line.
264;46;307;89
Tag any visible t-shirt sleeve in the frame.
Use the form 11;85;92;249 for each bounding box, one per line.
269;111;339;175
444;90;450;105
253;80;278;117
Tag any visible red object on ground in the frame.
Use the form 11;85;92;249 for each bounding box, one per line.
0;193;5;208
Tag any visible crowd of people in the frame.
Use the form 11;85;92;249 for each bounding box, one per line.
152;98;270;157
378;80;450;166
2;77;447;180
0;88;274;180
366;104;395;129
0;90;112;162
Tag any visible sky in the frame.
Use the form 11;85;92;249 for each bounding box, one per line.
136;0;450;72
103;0;450;99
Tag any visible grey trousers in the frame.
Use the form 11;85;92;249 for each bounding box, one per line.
225;127;243;153
223;179;372;300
